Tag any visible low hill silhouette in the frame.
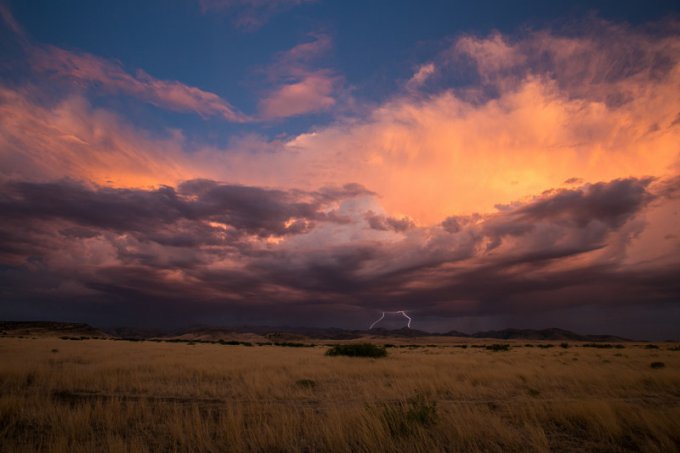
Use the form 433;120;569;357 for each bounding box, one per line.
0;321;633;342
0;321;108;338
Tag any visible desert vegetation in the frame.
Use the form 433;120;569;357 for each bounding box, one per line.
325;343;388;357
0;337;679;452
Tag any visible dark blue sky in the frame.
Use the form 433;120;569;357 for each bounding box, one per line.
6;0;679;143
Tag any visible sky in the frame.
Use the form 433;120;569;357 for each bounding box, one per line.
1;1;679;339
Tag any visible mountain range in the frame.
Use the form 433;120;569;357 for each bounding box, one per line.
0;321;631;342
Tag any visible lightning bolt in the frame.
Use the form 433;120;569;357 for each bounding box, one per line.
369;312;385;329
369;310;412;329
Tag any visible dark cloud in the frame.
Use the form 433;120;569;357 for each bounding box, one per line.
0;179;369;240
517;178;654;228
1;176;678;338
365;211;414;232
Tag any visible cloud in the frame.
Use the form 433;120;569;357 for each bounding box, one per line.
0;6;247;122
365;211;414;232
277;22;680;223
30;46;248;122
198;0;315;31
516;178;654;228
259;71;338;119
1;176;676;334
0;179;370;239
258;34;341;119
406;63;436;90
1;18;679;335
0;3;28;43
0;87;196;186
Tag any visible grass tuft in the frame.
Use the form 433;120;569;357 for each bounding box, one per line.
380;395;438;436
295;379;317;389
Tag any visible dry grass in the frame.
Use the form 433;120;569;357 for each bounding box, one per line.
0;337;679;452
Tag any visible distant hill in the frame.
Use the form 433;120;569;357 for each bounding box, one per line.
0;321;632;342
470;328;630;342
0;321;108;338
148;325;631;342
361;327;433;338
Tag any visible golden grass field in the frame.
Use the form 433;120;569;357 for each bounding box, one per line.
1;337;679;452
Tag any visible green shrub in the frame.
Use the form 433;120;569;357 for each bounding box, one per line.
582;343;624;349
274;342;312;348
325;343;387;358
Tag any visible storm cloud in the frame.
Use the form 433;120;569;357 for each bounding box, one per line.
2;176;676;337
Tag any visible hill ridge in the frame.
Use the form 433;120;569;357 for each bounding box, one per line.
0;321;632;341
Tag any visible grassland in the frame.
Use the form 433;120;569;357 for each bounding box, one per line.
1;337;679;452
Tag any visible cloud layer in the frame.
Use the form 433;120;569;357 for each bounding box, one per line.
1;16;679;337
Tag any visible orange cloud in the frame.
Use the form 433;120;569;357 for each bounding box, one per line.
0;87;195;187
2;22;678;232
258;34;341;119
271;24;680;224
259;71;338;119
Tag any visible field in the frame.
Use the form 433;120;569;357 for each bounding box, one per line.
1;337;679;452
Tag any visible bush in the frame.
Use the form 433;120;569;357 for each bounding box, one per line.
582;343;625;349
274;342;313;348
325;343;387;358
486;344;511;352
650;361;665;369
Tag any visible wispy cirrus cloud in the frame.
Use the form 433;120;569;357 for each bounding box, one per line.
30;45;249;122
198;0;316;30
0;6;248;122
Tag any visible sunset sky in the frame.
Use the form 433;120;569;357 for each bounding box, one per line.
1;1;679;339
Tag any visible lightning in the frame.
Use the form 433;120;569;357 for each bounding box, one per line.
369;312;385;329
369;310;412;329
